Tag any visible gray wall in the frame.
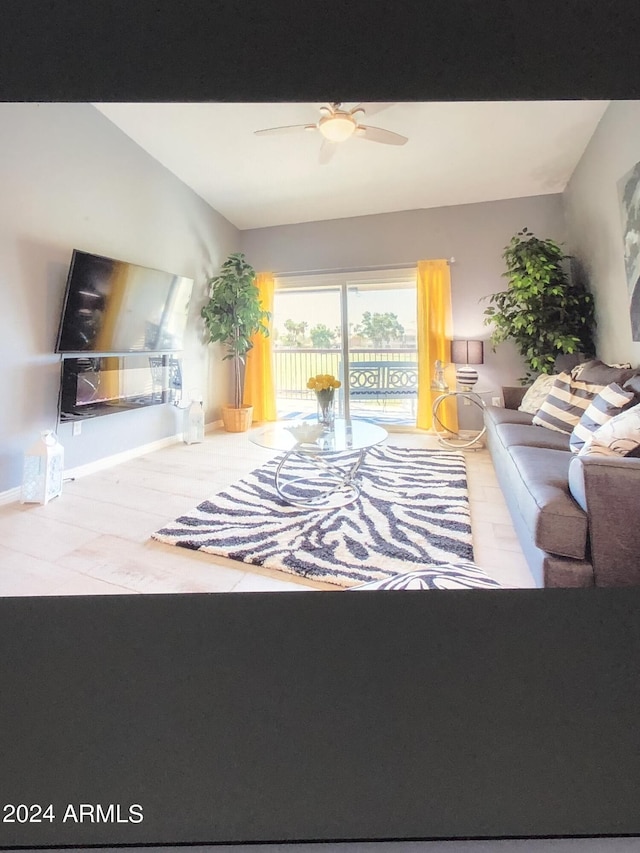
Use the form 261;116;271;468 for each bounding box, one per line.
564;100;640;367
240;194;568;397
0;103;239;493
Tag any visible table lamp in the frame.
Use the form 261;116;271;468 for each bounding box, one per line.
451;339;484;391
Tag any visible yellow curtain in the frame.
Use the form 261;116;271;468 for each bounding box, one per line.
416;259;458;431
243;272;277;422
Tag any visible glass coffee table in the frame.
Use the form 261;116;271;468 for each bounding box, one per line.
250;419;388;508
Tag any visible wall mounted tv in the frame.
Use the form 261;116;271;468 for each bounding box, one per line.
56;250;194;354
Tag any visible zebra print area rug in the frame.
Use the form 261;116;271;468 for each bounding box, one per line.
152;445;474;588
351;563;501;590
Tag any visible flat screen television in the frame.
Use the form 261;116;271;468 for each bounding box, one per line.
55;249;194;353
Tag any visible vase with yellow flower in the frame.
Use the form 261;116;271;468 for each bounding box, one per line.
307;373;341;428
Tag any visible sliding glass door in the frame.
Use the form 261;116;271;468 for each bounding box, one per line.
272;271;417;426
272;283;345;419
345;279;417;424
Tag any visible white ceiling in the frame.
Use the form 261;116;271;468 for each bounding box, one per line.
94;101;610;231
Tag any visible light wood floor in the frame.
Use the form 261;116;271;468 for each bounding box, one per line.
0;429;535;596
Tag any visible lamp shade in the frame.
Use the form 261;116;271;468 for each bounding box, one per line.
451;339;484;365
451;340;484;390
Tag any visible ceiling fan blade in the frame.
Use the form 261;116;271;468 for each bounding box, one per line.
350;102;396;118
318;140;337;165
254;124;315;136
358;124;408;146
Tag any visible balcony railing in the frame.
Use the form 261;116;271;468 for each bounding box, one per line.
273;347;418;399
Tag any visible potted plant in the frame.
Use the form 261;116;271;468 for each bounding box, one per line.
201;252;270;432
483;227;596;381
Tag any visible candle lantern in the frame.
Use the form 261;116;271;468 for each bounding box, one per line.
21;430;64;504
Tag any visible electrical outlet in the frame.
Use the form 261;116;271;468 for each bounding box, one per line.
72;421;82;436
492;396;502;406
463;397;470;405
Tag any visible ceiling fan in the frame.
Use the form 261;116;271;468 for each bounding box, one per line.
254;102;408;164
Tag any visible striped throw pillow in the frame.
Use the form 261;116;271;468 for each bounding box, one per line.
569;382;635;453
578;402;640;457
532;372;605;434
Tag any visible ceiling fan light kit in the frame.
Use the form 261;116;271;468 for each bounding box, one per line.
254;102;408;163
318;114;356;142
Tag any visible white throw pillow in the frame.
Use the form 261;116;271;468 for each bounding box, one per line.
518;373;558;414
578;402;640;457
569;382;635;454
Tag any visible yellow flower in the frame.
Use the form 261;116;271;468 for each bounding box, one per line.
307;373;341;391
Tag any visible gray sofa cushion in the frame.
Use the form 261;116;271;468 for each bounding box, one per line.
484;405;534;427
623;373;640;402
495;423;571;451
572;359;640;387
506;446;588;560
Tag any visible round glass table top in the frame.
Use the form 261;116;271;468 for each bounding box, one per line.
250;418;388;454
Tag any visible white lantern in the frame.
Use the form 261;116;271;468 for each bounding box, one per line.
183;397;204;444
21;430;64;504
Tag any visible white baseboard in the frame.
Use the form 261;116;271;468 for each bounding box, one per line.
64;434;185;481
0;419;224;506
0;486;21;506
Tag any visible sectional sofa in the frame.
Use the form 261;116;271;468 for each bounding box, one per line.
483;362;640;588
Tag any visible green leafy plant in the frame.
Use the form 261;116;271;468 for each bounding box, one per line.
309;323;337;348
355;311;405;347
201;253;270;409
280;319;308;347
484;227;595;380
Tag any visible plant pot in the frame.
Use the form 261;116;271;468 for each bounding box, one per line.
222;404;253;433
